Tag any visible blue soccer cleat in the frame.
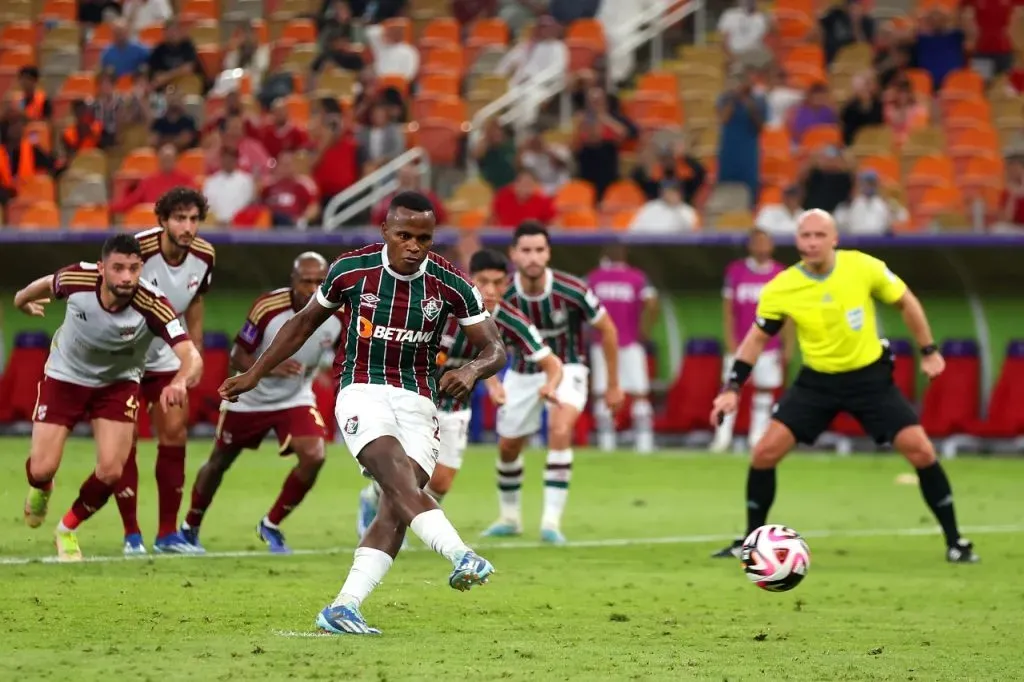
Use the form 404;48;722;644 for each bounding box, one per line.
356;486;379;539
123;532;147;555
154;531;205;554
179;523;204;552
316;603;381;635
257;518;291;554
540;527;567;546
481;519;522;538
449;550;495;592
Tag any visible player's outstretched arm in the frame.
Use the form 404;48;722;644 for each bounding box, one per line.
13;275;55;317
891;290;944;379
438;318;507;402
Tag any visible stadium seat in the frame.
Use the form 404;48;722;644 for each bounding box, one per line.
654;338;721;434
0;332;50;423
554;180;597;213
565;19;606;71
466;18;508;62
968;341;1024;438
920;340;980;438
69;205;111;230
188;332;232;427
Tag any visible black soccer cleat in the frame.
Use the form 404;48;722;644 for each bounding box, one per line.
946;538;979;563
712;538;744;559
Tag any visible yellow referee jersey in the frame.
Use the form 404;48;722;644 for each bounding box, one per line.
755;250;908;373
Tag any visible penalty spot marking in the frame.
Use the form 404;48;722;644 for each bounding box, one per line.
1;523;1022;567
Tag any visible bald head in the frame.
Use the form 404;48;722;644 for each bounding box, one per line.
291;251;328;306
797;208;837;235
795;209;839;272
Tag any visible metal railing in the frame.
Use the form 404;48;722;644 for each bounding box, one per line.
322;147;431;231
606;0;704;91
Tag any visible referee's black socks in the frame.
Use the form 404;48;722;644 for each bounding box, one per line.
745;467;776;534
917;462;961;546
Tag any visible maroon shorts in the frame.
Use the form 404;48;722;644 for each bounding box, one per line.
215;405;327;455
34;376;141;428
140;371;179;406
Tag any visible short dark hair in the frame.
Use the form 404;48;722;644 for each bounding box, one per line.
101;233;143;260
469;248;510;275
18;66;39;80
512;220;549;246
155;186;209;223
388;190;435;215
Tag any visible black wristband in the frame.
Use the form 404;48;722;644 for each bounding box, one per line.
920;344;938;356
724;359;753;392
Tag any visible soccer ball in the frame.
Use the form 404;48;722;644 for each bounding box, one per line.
740;524;810;592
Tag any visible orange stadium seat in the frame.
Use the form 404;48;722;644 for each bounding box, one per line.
0;22;35;49
414;118;464;165
959;156;1005;213
859;154;900;186
419;72;461;97
70;205;111;230
783;45;825;87
421;44;464;75
466;18;509;60
800;124;842;150
420;17;460;48
118;148;159;177
608;210;636;230
456;207;488;229
39;0;76;22
636;72;680;99
904;69;934;97
123;203;157;228
557;208;599;229
565;19;606;71
281;19;317;44
413;95;467;123
600;180;646;214
554;180;597;213
626;93;684;131
944;99;992;130
16;202;60;229
760;129;790;159
175;149;207;179
760;156;797;187
912;185;964;228
15;176;56;204
758;185;783;207
0;46;36;70
180;0;219;22
138;24;165;46
774;10;815;46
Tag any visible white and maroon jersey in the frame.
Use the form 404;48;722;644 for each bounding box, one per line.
136;227;215;374
315;243;489;401
504;268;606;374
46;262;188;387
225;288;343;413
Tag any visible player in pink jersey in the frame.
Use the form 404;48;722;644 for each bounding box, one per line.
711;229;793;452
586;243;659;453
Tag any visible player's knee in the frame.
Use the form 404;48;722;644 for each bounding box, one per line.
28;458;57;483
895;427;935;467
750;438;786;468
296;445;326;473
158;424;188;446
498;438;521;461
95;459;124;484
548;423;573;447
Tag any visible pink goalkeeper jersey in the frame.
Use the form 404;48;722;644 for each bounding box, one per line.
586;260;655;347
723;258;785;351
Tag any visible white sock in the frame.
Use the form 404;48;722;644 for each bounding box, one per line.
496;456;523;522
749;391;774;448
333;547;394;608
409;508;470;564
542;448;573;530
631;398;654;453
261;515;279;530
424;484;445;503
56;521;72;534
594;399;616;451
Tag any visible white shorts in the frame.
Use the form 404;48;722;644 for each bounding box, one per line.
496;363;589;439
436;409;471;470
723;350;784;390
591;343;650;395
335;383;441;478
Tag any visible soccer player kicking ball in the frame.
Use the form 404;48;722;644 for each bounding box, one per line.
220;192;507;635
15;234;202;562
710;210;978;563
115;188;215;555
483;222;623;545
357;249;562;530
181;253;341;553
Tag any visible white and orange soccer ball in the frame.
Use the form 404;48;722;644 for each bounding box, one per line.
740;524;811;592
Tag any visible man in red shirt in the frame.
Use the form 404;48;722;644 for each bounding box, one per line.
997;156;1024;229
962;0;1024;78
369;164;448;226
111;144;195;214
261;150;320;228
251;97;311;160
491;169;556;227
311;113;360;210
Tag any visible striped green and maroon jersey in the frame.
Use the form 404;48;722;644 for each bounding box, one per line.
435;299;552;413
504;268;606;374
316;243;489;400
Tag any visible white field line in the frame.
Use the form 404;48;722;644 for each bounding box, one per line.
2;523;1022;567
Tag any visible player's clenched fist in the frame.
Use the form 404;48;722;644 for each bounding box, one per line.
920;352;945;380
604;385;624;413
160;379;189;411
439;366;477;401
710;390;739;427
219;372;259;402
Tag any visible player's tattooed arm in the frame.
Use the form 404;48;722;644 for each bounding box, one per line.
439;318;506;401
13;274;56;317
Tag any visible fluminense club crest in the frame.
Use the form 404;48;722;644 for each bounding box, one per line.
421;296;443;321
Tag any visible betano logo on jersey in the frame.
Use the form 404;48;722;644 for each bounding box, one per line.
357;316;434;343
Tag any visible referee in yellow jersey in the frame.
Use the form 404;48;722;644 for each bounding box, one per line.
710;210;978;563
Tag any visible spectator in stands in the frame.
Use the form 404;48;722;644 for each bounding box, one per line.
203;89;249;135
716;69;766;204
473;118;518;190
12;67;51;122
312;29;366;74
628;181;699;233
251;98;311;159
94;73;147;145
79;0;120;25
787;82;838;145
840;71;883;145
755;183;804;234
631;138;705;204
518;128;572;195
799;145;853;212
549;0;599;24
102;19;151;80
311;112;360;210
496;15;568;88
491;168;556;227
370;164;448;225
123;0;173;40
499;0;549;35
365;21;420;82
819;0;875;65
149;90;198;151
873;21;913;90
884;77;929;146
111;143;195;214
357;103;406;174
0;113;58;207
834;169;908;234
996;156;1024;230
317;0;354;38
962;0;1023;79
148;19;205;92
573;86;634;199
913;8;966;89
760;65;803;129
453;0;498;25
61;100;105;160
204;146;256;227
717;0;771;65
222;22;271;95
569;56;623;115
206;115;272;179
261;150;320;228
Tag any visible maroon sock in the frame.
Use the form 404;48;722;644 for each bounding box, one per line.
185;481;213;529
62;473;114;530
25;458;54;491
114;443;141;536
155;444;187;537
266;469;315;526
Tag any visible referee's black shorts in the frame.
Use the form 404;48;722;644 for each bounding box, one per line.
772;352;920;446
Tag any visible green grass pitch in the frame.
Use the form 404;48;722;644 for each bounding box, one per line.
1;439;1023;681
